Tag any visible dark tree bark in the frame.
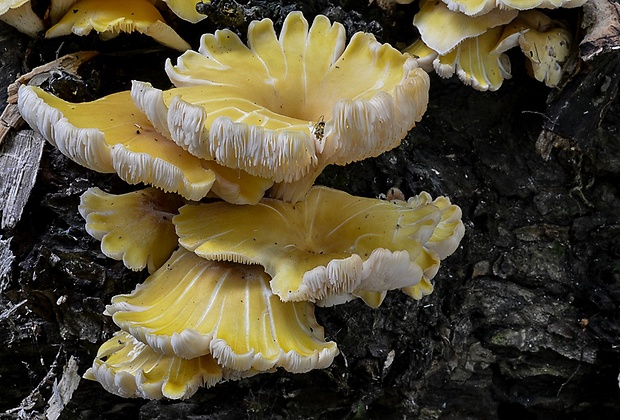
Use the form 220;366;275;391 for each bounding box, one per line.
1;1;619;419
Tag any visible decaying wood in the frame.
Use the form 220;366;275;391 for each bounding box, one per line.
580;0;620;61
0;236;14;292
0;130;45;230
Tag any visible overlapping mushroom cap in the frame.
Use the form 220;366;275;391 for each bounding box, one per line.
407;0;582;90
174;186;465;306
160;11;430;201
17;85;273;204
46;0;190;51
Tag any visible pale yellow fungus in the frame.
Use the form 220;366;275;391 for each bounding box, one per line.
17;85;273;204
441;0;587;17
174;186;464;304
84;331;225;400
46;0;190;51
414;0;518;55
107;248;339;372
161;11;429;201
79;187;183;273
493;10;573;87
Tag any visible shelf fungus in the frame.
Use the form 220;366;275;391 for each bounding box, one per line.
17;85;273;204
106;248;339;372
160;11;430;201
406;0;583;90
79;187;183;273
0;0;44;37
46;0;191;51
174;186;464;306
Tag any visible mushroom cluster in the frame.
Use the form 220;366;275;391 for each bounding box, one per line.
0;0;206;49
17;11;464;399
404;0;586;90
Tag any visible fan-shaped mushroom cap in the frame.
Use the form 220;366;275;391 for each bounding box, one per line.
174;186;464;303
403;39;439;73
79;187;183;273
414;0;517;55
107;248;338;372
46;0;190;51
317;191;465;307
441;0;587;17
17;84;273;203
162;0;208;23
84;331;224;400
160;11;429;201
0;0;44;37
493;10;572;87
433;26;512;91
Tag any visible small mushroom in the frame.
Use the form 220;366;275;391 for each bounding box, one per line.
107;248;339;372
161;11;429;201
46;0;190;51
493;10;573;87
0;0;44;37
79;187;183;273
174;186;464;304
413;0;518;56
84;331;225;400
433;26;513;91
17;84;273;203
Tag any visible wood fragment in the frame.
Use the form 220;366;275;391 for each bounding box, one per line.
580;0;620;61
45;356;81;420
0;236;14;292
0;103;23;146
0;130;46;229
6;51;99;104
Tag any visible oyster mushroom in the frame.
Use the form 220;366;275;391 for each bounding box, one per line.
173;186;464;305
84;330;225;400
153;11;429;201
493;10;573;87
79;187;183;273
107;248;339;372
17;85;273;204
46;0;190;51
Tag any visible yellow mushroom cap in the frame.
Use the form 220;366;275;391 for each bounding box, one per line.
414;0;518;55
493;10;572;87
107;248;338;372
441;0;587;17
84;331;224;400
160;11;429;201
46;0;190;51
433;26;513;91
17;84;273;204
162;0;208;23
79;187;183;273
0;0;44;37
174;186;464;304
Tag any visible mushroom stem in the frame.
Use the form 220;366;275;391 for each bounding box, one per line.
0;2;44;37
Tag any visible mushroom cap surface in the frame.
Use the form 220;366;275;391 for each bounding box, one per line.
84;331;224;400
414;0;518;55
79;187;183;273
162;11;429;201
17;84;273;204
174;186;464;303
107;248;338;372
46;0;190;51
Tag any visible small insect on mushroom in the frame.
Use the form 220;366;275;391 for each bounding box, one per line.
312;115;326;143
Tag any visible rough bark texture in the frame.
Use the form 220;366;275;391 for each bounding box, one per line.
1;1;619;419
